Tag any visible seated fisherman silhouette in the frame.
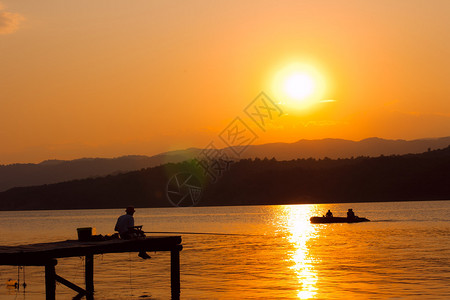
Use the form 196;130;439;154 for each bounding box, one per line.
326;210;333;218
115;206;151;259
347;208;355;219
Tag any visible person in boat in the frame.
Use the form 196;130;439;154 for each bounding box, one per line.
347;208;356;219
326;210;333;218
115;206;151;259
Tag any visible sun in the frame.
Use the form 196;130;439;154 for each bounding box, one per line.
284;73;315;100
272;63;326;112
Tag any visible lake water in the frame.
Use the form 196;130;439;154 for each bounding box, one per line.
0;200;449;299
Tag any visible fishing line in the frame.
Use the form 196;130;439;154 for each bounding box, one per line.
22;266;26;289
14;266;26;290
73;256;84;283
143;231;260;236
128;252;133;298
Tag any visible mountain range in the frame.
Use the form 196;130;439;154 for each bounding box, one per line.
0;136;449;192
1;145;449;211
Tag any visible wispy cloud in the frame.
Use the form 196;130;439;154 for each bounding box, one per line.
319;99;337;103
0;3;24;35
302;120;338;127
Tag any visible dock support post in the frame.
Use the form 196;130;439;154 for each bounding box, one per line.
85;254;94;299
45;259;57;300
171;247;180;299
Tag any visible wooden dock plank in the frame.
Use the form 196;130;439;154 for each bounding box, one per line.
0;236;182;265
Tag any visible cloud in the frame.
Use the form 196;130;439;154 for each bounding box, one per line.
0;3;24;35
301;120;338;127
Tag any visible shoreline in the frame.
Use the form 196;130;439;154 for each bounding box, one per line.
0;198;448;212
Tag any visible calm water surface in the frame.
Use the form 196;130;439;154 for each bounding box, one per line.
0;201;449;299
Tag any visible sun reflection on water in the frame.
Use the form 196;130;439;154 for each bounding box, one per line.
278;205;319;299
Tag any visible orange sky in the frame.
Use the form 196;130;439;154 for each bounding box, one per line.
1;0;450;164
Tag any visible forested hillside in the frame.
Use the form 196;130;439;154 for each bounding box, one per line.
1;147;449;210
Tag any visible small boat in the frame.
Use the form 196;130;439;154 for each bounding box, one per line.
310;216;370;224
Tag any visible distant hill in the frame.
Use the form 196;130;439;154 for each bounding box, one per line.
238;136;450;160
0;146;449;211
0;150;199;192
1;136;449;192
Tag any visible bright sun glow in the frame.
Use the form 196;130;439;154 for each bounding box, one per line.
272;63;326;112
284;73;315;100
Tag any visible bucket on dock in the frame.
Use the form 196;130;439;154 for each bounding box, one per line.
77;227;95;241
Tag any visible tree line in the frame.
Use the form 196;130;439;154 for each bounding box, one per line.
0;146;449;210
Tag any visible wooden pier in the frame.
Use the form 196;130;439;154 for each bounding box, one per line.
0;236;182;299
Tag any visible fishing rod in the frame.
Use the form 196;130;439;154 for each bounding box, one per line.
143;231;259;237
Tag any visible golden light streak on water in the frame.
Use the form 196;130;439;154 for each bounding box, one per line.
279;205;319;299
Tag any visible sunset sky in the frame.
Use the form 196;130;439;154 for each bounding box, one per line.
1;0;450;164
